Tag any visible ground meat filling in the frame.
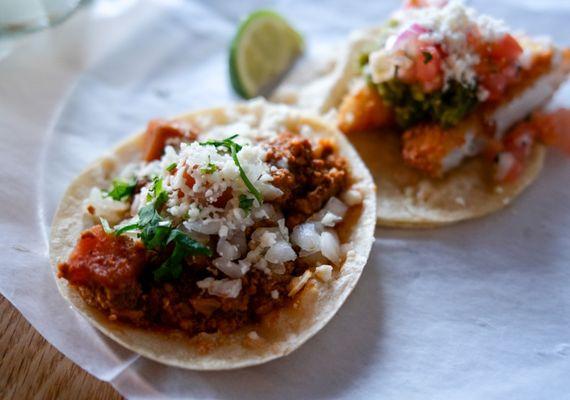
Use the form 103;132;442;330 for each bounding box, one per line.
267;133;349;228
58;132;350;336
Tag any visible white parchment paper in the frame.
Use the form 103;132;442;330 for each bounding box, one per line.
1;0;569;398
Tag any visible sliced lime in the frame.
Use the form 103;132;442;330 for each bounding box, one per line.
229;10;304;99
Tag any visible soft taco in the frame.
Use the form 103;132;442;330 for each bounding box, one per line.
279;0;570;227
49;101;376;370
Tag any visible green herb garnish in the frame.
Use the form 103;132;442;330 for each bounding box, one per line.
109;175;212;281
200;157;218;175
104;179;136;201
200;135;263;204
146;177;169;209
166;163;177;172
114;204;211;281
153;229;212;281
238;194;254;213
113;223;140;236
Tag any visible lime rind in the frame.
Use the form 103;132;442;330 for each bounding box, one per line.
230;10;304;99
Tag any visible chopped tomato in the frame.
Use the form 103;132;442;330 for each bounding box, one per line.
494;108;570;182
183;168;196;188
58;225;146;289
533;109;570;154
503;122;535;159
480;72;508;102
415;45;444;92
467;28;483;52
494;120;534;182
474;33;523;102
490;34;523;65
482;138;503;161
143;120;196;161
212;188;233;208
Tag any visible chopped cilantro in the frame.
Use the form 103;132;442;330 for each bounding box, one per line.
200;156;218;175
199;134;242;152
153;229;212;281
166;163;177;172
146;177;169;209
422;51;433;64
113;202;211;281
137;203;169;249
114;223;139;236
230;144;263;204
104;179;136;201
200;135;263;204
239;194;254;213
108;158;214;281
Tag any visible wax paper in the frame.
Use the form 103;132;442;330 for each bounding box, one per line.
0;0;569;398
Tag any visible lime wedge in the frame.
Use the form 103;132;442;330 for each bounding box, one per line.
230;10;304;99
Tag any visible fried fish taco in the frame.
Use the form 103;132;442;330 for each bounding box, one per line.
49;101;376;369
282;0;570;227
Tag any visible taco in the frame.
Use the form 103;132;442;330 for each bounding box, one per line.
281;0;570;227
49;101;376;369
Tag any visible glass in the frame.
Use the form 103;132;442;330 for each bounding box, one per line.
0;0;82;35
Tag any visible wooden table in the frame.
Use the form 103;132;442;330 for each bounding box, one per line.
0;295;122;399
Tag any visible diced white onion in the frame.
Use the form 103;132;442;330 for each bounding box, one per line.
265;241;297;264
259;183;284;200
321;212;342;227
213;257;249;278
320;229;341;265
253;258;270;274
259;231;278;248
291;223;321;253
323;197;348;218
183;219;222;235
217;239;240;260
228;231;247;257
197;277;242;298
